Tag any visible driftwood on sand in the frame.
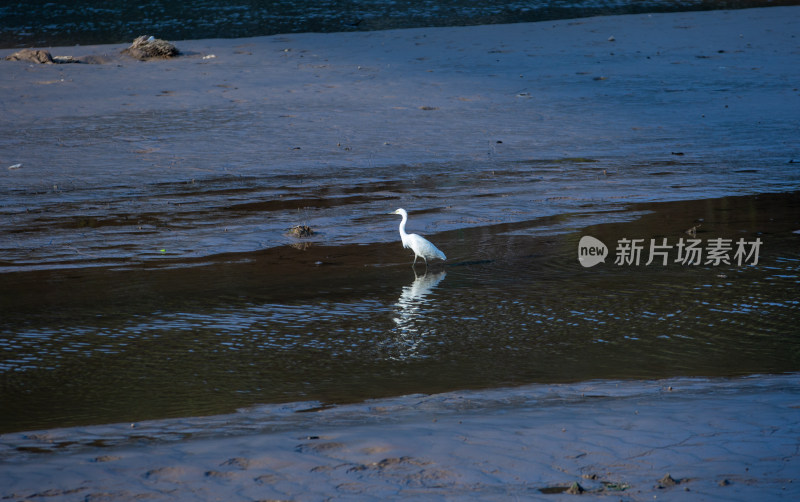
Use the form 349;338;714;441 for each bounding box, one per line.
4;48;81;64
4;34;180;64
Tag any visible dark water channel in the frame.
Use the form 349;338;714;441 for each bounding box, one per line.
1;190;798;433
3;0;795;49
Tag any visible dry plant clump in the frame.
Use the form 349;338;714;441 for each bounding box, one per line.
122;35;180;60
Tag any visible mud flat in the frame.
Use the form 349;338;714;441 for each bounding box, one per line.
1;375;799;501
1;7;798;270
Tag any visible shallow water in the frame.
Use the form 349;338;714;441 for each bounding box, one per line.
1;190;798;433
2;150;798;272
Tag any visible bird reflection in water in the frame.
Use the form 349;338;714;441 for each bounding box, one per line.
387;270;447;360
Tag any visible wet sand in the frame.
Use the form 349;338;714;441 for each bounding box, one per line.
1;6;800;501
2;375;799;500
1;6;799;271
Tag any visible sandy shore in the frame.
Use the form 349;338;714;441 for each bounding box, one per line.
1;374;799;500
3;5;798;182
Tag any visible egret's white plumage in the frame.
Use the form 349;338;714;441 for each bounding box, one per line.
392;208;446;267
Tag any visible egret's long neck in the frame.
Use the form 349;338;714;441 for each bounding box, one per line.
398;213;409;238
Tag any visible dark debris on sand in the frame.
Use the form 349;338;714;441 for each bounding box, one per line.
4;48;82;64
287;225;315;238
657;473;682;488
121;35;180;60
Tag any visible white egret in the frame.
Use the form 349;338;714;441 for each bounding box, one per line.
391;208;446;267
